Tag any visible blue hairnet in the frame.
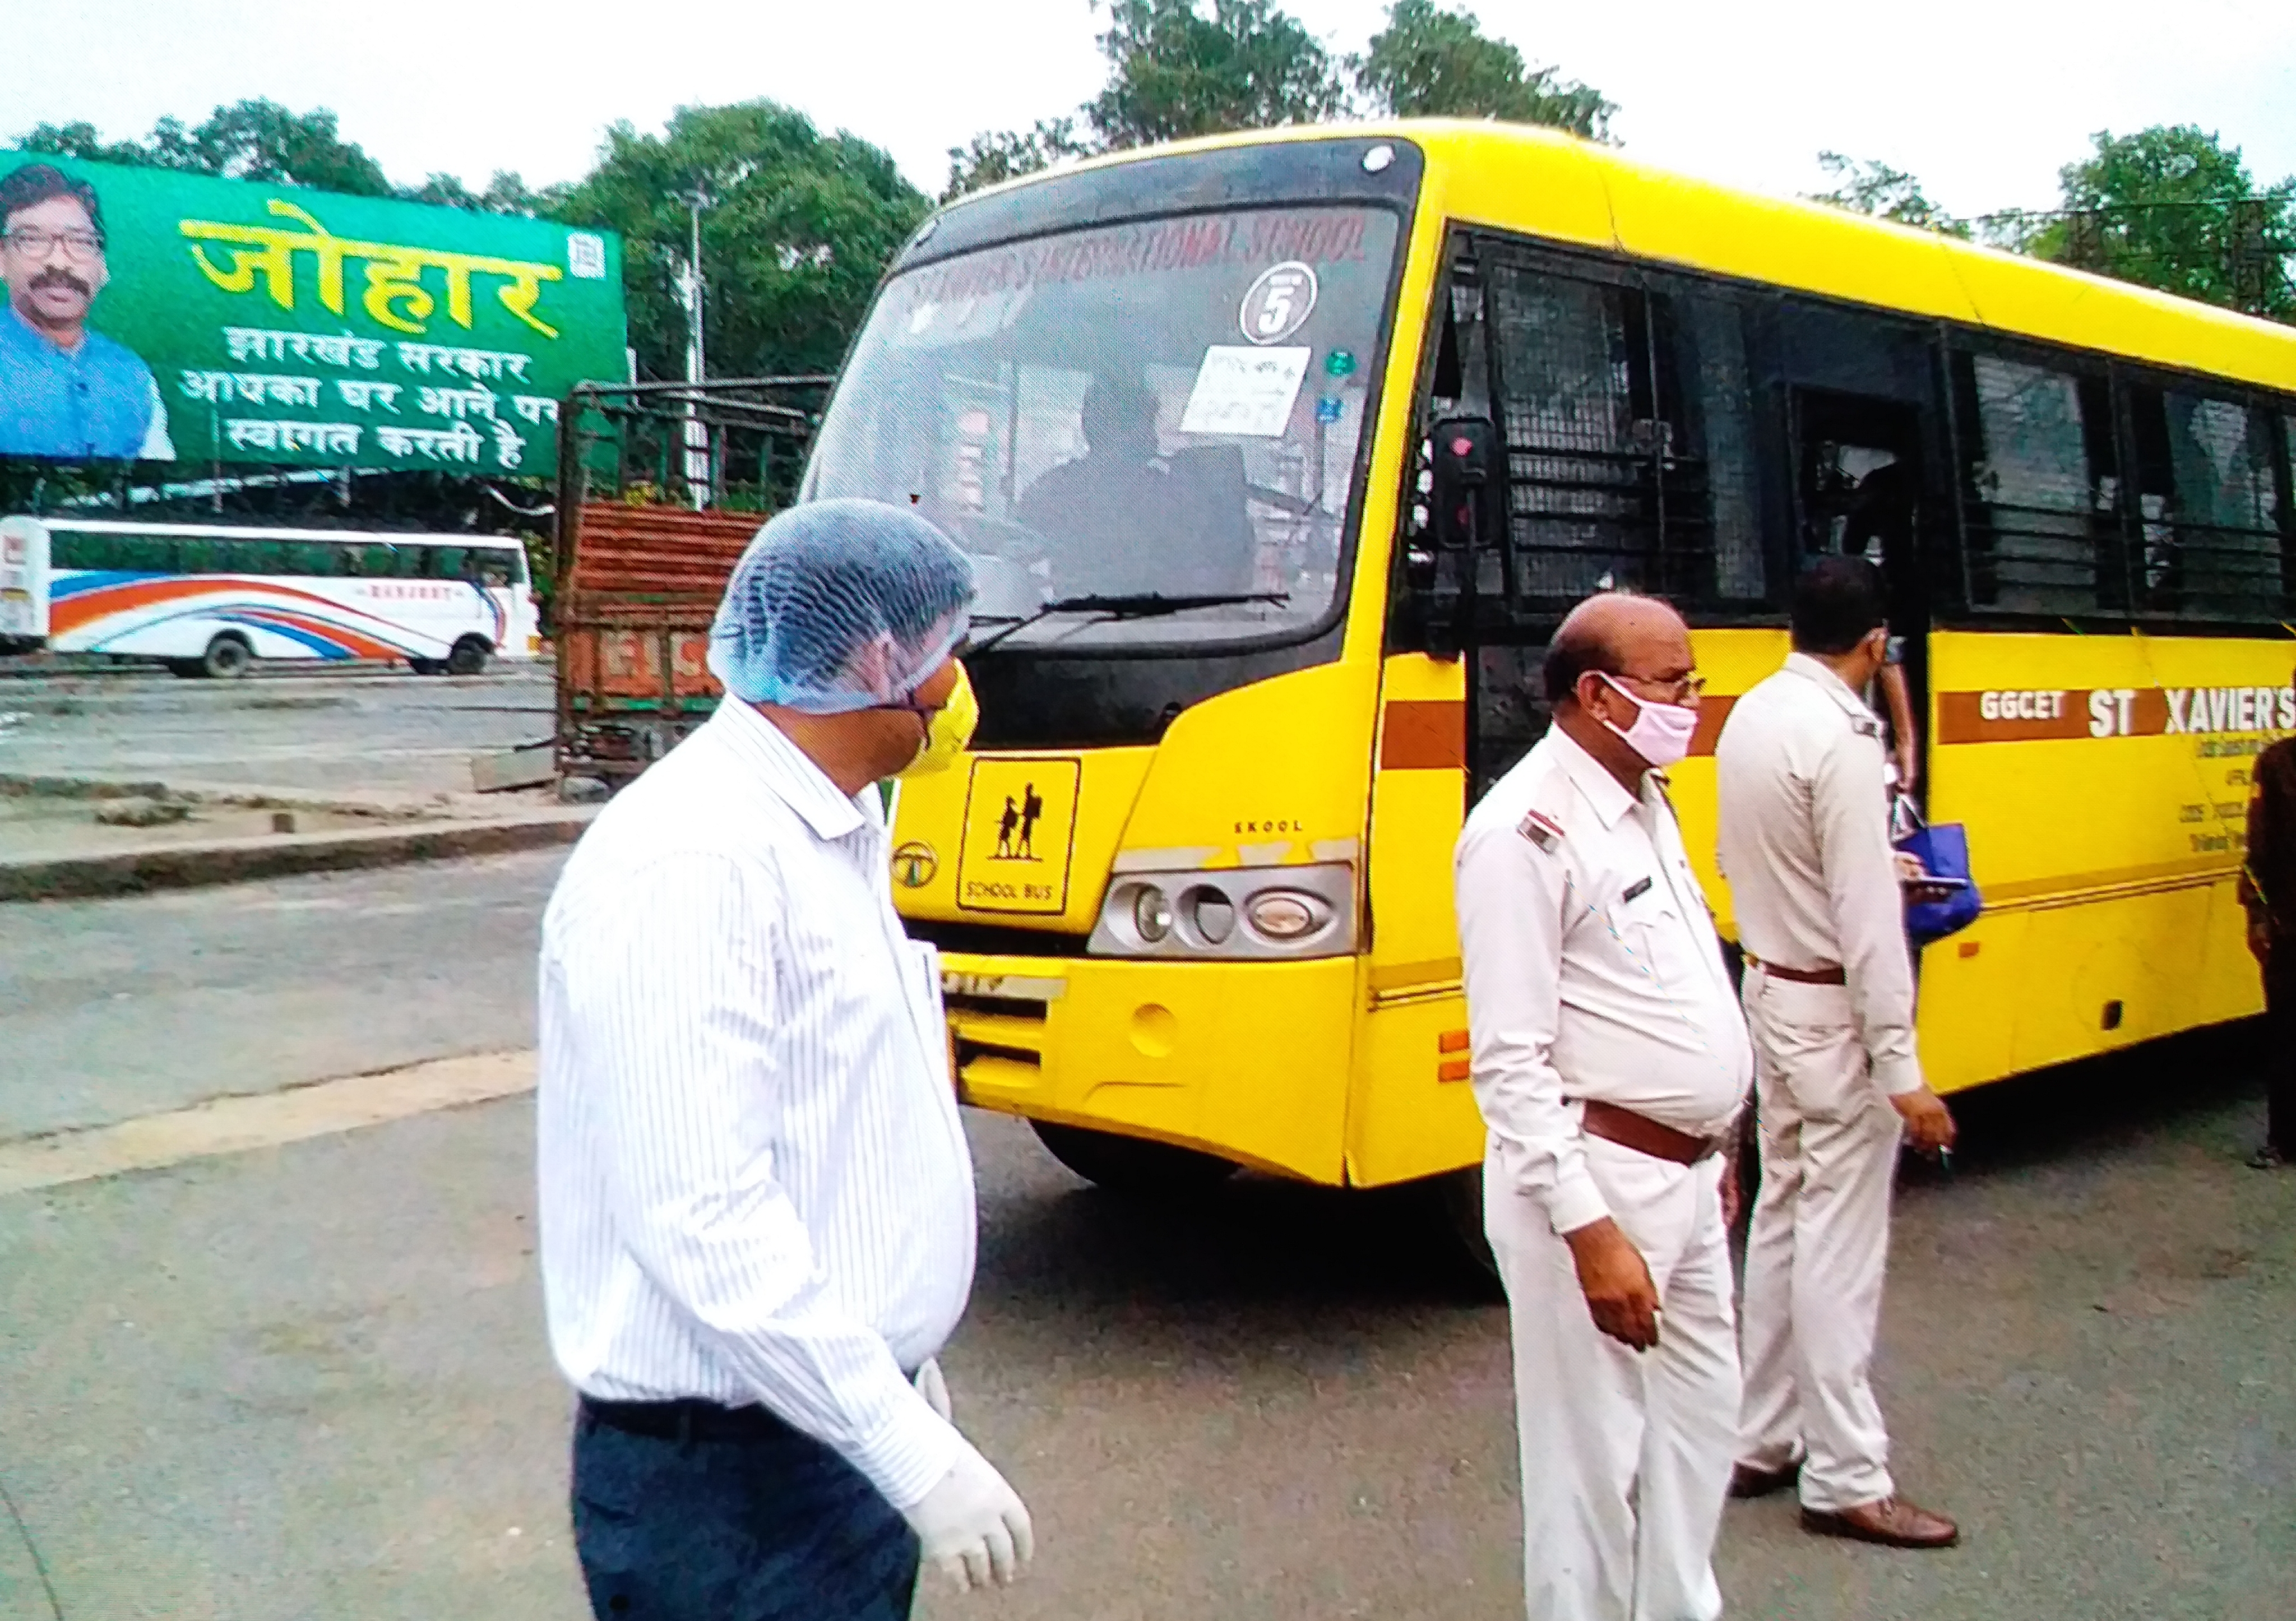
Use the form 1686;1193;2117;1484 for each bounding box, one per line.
708;499;975;713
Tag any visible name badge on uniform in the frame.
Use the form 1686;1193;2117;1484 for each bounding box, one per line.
1621;876;1652;904
1851;715;1882;739
1517;808;1566;853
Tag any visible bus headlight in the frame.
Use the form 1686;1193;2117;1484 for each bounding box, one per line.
1132;884;1174;943
1091;863;1355;960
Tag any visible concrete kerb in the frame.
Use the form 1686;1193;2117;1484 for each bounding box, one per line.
0;807;595;902
1;771;495;821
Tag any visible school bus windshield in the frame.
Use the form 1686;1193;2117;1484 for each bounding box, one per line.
804;205;1400;649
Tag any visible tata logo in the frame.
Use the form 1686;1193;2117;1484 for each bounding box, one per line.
892;840;939;888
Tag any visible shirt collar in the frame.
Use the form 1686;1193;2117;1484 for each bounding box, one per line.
711;698;871;842
1548;723;1645;830
1;300;77;358
1783;650;1878;718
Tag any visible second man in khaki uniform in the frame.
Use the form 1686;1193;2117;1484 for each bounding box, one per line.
1712;556;1959;1549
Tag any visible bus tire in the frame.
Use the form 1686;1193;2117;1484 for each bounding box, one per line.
446;636;491;677
408;657;446;676
1029;1119;1237;1194
199;634;253;679
1433;1163;1501;1288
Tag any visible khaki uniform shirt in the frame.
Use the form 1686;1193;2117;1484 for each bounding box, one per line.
1714;652;1923;1095
1455;726;1752;1236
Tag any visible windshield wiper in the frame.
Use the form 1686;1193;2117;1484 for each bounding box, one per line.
967;591;1288;655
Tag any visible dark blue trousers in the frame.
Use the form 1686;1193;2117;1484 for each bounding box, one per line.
571;1402;922;1620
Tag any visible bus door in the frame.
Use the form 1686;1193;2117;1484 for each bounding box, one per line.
1770;304;1952;791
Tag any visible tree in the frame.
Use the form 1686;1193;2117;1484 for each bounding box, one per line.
942;117;1091;204
22;100;393;196
2036;126;2294;320
1085;0;1347;150
1809;152;1969;237
16;101;552;213
555;101;929;383
399;169;569;217
1351;0;1612;140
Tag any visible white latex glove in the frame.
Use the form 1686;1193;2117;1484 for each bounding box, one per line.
915;1358;952;1423
901;1436;1034;1592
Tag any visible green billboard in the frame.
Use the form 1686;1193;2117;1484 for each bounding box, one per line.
0;149;626;477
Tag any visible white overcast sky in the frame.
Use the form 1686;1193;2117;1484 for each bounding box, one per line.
6;1;2292;219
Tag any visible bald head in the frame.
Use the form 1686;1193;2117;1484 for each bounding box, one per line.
1544;592;1690;708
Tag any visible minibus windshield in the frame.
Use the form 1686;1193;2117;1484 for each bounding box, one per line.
805;205;1400;649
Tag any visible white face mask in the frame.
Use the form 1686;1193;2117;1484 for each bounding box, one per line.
1596;675;1700;768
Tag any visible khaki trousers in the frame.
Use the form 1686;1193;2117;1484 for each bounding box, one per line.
1488;1134;1739;1621
1735;967;1902;1513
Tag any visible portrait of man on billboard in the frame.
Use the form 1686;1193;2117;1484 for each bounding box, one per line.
0;163;174;461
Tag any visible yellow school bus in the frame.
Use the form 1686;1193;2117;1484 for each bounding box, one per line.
798;120;2296;1201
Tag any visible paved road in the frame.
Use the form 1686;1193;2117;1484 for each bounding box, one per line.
0;855;2289;1620
0;665;554;797
0;850;565;1140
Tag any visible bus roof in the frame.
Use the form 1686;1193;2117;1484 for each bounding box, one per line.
942;119;2296;399
4;517;523;547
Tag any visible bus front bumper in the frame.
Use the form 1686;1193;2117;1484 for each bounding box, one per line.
938;950;1359;1185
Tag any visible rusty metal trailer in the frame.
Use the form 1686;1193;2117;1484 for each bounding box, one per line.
550;379;828;788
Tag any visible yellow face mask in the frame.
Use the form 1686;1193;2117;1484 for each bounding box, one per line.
899;660;979;777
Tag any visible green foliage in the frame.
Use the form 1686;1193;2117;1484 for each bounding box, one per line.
1809;152;1970;237
1351;0;1611;140
942;118;1091;204
942;0;1612;199
1084;0;1348;150
553;101;928;383
400;170;569;217
2037;126;2294;320
22;100;394;196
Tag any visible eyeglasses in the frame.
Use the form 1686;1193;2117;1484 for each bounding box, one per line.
4;228;105;260
1610;669;1706;703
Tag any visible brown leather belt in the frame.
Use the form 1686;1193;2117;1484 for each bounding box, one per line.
1579;1098;1723;1166
1744;952;1847;986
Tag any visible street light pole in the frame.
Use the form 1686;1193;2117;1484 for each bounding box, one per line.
680;186;709;386
677;185;712;507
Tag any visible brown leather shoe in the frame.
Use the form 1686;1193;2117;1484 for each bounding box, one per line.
1802;1496;1959;1549
1729;1459;1802;1499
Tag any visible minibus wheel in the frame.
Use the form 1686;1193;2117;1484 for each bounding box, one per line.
1029;1120;1237;1193
199;634;253;679
446;636;491;676
1434;1164;1500;1285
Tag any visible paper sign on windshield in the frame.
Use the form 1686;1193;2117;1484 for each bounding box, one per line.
1179;345;1311;438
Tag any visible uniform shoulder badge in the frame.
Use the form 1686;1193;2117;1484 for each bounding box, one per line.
1517;807;1566;853
1851;715;1883;739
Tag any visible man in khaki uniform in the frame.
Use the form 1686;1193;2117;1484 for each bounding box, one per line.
1457;591;1752;1621
1712;557;1959;1549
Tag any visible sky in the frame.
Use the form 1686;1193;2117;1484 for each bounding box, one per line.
6;0;2293;218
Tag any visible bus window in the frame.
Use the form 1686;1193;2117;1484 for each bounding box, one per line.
287;542;335;576
240;540;289;575
1665;289;1764;604
178;536;227;575
359;544;403;578
424;546;469;580
115;535;173;572
2148;391;2283;618
1480;263;1757;610
50;531;112;569
473;546;518;587
1953;353;2113;616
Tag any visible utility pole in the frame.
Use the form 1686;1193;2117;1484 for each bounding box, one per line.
677;184;712;507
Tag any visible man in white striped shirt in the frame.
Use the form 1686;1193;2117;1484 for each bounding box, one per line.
538;499;1032;1619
